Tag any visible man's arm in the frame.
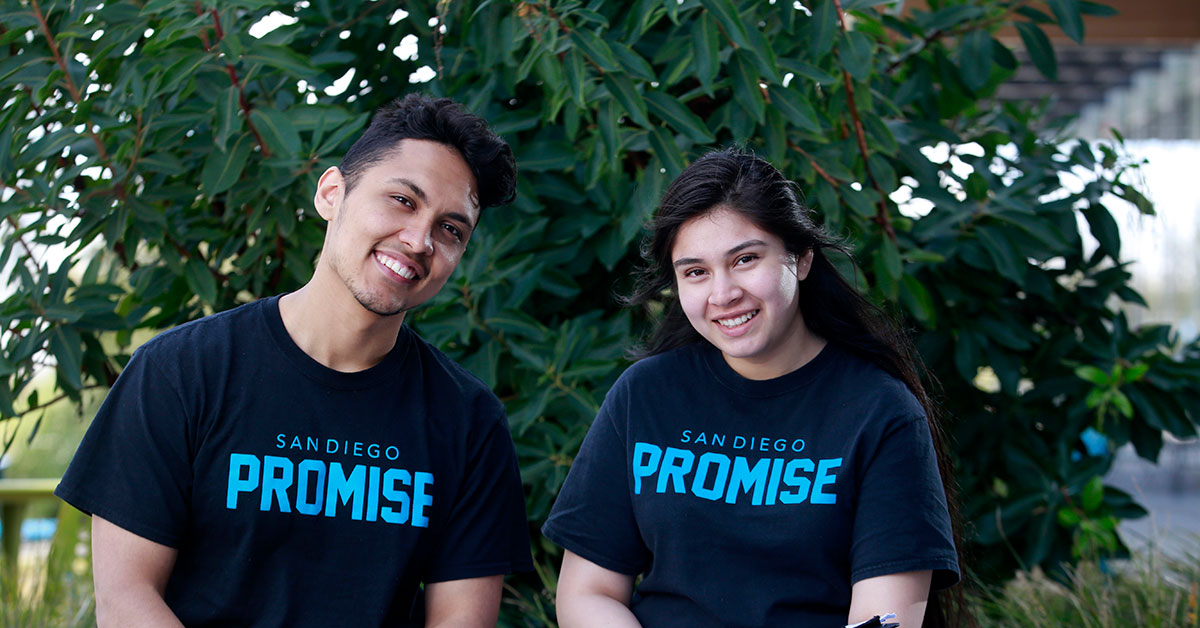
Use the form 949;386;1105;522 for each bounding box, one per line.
847;570;932;628
555;550;642;628
424;575;504;628
91;515;184;628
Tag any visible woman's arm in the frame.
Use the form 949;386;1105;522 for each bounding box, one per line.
847;570;932;628
555;550;643;628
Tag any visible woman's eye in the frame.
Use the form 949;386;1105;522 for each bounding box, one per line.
735;254;757;265
684;268;705;278
392;195;414;208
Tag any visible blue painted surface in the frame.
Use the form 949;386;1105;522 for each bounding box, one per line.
0;517;58;542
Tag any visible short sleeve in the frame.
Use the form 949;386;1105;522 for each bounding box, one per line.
54;347;194;548
850;416;959;591
541;389;650;575
423;402;534;582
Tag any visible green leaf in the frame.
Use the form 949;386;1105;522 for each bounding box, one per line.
243;44;317;77
569;28;620;72
958;29;993;92
1016;22;1057;80
692;12;720;95
1112;390;1134;419
48;326;83;390
879;236;903;281
1080;476;1104;512
900;274;937;327
184;258;219;305
21;128;75;162
1046;0;1085;43
249;106;302;157
699;0;753;50
1081;206;1121;259
485;311;547;340
779;59;838;85
1057;506;1081;527
564;49;589;108
201;133;254;196
646;125;685;179
729;51;765;124
611;43;655;81
603;73;651;129
976;227;1026;287
1075;365;1111;387
645;91;715;143
768;85;822;133
809;0;838;58
1079;1;1118;16
838;31;874;82
965;172;989;200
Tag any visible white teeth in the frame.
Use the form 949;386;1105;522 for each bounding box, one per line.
376;253;417;280
717;310;758;328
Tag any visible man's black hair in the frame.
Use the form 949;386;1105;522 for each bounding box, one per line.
338;94;517;209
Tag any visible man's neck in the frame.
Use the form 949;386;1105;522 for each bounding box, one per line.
278;275;405;373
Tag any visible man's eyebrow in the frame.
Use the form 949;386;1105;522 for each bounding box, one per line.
672;239;766;268
387;177;427;203
445;211;474;228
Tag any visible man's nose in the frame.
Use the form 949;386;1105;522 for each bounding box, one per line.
398;219;435;256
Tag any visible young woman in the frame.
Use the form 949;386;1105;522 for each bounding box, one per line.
542;149;965;628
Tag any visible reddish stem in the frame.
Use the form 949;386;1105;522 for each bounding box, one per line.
831;0;896;242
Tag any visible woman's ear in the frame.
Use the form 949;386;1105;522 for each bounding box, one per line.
796;249;815;281
314;166;345;222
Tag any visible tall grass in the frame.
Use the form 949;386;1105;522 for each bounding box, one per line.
975;538;1200;627
0;507;95;628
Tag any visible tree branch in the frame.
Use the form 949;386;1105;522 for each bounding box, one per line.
196;3;271;157
789;142;840;187
30;0;119;197
5;216;41;267
831;0;895;242
885;0;1029;74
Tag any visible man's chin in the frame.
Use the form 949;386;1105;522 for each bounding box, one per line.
354;295;408;318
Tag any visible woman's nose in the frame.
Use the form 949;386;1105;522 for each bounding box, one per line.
708;273;743;306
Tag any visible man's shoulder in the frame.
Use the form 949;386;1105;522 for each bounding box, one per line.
404;327;502;408
136;298;269;361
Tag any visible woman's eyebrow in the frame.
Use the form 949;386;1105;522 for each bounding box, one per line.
726;239;765;256
672;240;765;268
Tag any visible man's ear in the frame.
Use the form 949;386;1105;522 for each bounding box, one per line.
314;166;345;221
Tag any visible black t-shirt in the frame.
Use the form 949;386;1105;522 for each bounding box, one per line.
56;296;533;627
542;342;958;628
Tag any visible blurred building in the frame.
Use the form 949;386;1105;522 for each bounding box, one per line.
990;0;1200;553
991;0;1200;139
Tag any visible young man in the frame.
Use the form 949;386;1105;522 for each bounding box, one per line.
55;94;533;627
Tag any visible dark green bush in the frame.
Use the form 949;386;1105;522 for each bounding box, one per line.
3;0;1199;623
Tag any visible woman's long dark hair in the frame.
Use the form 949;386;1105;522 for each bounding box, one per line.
625;148;971;628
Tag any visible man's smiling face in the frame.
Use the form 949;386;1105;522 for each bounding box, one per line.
315;138;480;318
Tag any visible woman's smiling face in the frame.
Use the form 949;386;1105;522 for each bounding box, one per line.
671;206;815;380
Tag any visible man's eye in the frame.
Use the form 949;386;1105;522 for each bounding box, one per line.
442;223;463;241
392;195;414;208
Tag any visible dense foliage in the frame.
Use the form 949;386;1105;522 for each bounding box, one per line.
3;0;1199;622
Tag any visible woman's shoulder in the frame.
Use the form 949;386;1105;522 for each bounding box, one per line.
824;344;925;418
621;342;705;380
